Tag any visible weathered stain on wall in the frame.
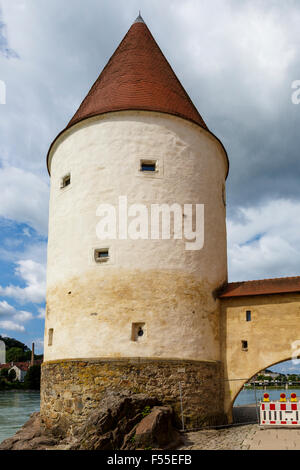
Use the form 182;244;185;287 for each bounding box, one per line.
44;111;228;363
45;270;222;361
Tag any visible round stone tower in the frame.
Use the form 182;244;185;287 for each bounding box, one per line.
41;15;229;432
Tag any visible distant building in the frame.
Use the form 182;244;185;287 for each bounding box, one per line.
0;360;42;382
261;369;281;379
0;340;5;364
248;370;283;384
8;363;30;382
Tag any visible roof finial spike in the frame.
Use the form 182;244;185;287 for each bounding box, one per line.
134;11;145;24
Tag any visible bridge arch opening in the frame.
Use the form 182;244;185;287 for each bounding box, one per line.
228;358;300;424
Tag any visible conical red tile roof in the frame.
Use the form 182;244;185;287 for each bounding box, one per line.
47;15;229;176
66;15;207;130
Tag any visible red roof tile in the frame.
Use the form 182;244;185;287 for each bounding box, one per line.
219;276;300;298
9;362;31;371
67;17;207;132
47;16;229;175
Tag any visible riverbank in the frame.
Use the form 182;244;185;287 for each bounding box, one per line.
4;413;300;451
0;403;261;450
3;402;300;451
0;412;258;451
0;390;40;444
0;383;28;391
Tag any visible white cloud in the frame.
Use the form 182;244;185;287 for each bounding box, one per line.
0;321;25;332
168;0;299;116
31;337;44;354
228;199;300;281
22;227;31;237
0;300;15;315
37;307;45;319
14;310;33;322
0;299;33;332
0;259;46;304
271;360;300;375
0;166;49;236
0;240;47;274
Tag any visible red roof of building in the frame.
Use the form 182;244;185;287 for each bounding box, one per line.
219;276;300;298
47;15;229;175
0;362;32;371
9;362;31;371
67;15;207;132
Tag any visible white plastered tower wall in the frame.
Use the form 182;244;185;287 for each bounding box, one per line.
44;110;228;363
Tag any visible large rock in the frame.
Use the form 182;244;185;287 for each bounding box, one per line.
71;391;160;450
0;392;182;451
123;406;183;450
0;413;58;450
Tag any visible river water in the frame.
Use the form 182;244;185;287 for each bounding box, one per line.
234;388;300;406
0;388;298;443
0;391;40;444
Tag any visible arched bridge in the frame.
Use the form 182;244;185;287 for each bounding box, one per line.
220;276;300;421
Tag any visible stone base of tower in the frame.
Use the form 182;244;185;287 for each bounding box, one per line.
41;358;226;436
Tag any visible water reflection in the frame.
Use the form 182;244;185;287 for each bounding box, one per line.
0;391;40;443
234;388;300;406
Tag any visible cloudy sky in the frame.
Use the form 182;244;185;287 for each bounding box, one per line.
0;0;300;372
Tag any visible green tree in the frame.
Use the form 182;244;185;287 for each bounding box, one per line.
0;335;29;352
6;347;26;362
24;365;41;390
0;335;42;366
256;375;265;381
0;368;8;378
0;378;7;389
8;369;16;382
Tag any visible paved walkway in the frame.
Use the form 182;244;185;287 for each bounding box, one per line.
180;425;300;450
245;427;300;450
180;425;257;450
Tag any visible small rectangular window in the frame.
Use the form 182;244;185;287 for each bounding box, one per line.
242;340;248;351
131;322;145;342
246;310;251;322
140;160;157;172
61;174;71;189
94;248;109;263
48;329;54;347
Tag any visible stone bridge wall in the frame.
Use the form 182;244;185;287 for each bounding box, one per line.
221;292;300;420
